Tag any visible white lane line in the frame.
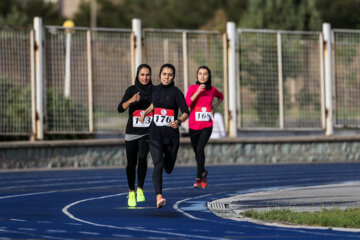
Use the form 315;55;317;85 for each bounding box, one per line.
0;228;76;240
18;228;36;231
65;223;82;226
112;234;132;237
36;220;52;224
0;175;117;185
78;231;100;235
157;228;175;231
1;179;122;190
10;219;27;222
46;229;67;233
224;231;245;234
0;179;191;200
0;184;123;200
173;194;212;220
190;229;210;232
62;191;228;240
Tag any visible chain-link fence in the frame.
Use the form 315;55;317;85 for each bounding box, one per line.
45;26;132;134
45;26;89;133
3;22;360;137
143;29;226;120
0;27;33;135
91;29;132;133
238;29;324;129
187;31;226;119
333;29;360;128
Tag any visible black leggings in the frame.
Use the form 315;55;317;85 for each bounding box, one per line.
125;135;149;190
189;127;212;178
149;135;179;195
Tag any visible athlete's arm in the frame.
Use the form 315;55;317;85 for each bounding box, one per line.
212;88;224;114
121;92;140;110
169;112;188;129
139;103;154;123
190;84;205;102
212;98;223;115
170;90;190;129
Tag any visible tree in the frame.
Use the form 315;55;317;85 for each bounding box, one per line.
316;0;360;29
238;0;322;127
74;0;221;29
221;0;248;24
0;0;63;27
73;0;130;28
239;0;321;31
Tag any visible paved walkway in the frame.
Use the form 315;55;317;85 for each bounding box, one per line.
208;181;360;229
227;181;360;213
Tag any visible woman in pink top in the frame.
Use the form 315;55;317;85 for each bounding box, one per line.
185;66;224;188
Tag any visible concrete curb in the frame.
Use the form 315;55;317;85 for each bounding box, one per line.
208;182;360;232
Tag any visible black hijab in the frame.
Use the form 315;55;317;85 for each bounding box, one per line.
196;65;212;90
135;64;152;95
159;63;176;88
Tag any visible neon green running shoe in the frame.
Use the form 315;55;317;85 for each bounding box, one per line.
127;191;137;207
137;188;146;202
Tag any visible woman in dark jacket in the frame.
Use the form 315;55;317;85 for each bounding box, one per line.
140;63;189;208
118;64;153;207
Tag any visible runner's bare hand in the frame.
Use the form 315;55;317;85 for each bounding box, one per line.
196;84;206;94
139;113;145;123
129;92;140;103
169;120;178;129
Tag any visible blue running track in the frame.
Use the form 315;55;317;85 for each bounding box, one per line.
0;162;360;239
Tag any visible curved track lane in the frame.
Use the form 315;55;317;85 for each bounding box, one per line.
0;163;360;239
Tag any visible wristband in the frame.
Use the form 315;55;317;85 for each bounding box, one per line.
177;119;182;126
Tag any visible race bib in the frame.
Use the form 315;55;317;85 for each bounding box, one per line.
154;108;174;127
133;110;153;127
195;106;212;122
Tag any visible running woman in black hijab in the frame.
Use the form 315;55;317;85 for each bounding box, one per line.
118;64;152;207
140;63;189;208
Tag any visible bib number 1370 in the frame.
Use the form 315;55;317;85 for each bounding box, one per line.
154;108;174;127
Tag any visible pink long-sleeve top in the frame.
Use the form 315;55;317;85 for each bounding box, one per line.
185;84;224;130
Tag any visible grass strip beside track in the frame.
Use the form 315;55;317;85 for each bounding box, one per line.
244;207;360;228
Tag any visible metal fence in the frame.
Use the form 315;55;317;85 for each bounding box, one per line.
333;29;360;128
0;27;34;135
238;29;324;129
143;29;227;126
44;26;132;134
2;22;360;137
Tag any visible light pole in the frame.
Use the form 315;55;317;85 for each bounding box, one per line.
63;20;75;98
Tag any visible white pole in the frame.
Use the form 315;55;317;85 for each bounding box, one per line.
182;31;189;132
87;30;93;133
222;33;229;132
182;32;188;93
277;32;284;129
227;22;237;137
319;33;326;129
34;17;44;140
132;19;142;71
30;30;36;140
130;32;135;84
64;32;71;98
323;23;334;135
